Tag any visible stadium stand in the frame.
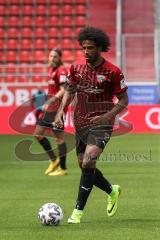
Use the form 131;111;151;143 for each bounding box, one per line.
0;0;88;83
0;0;154;84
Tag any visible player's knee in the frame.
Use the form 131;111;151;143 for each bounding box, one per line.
35;135;44;141
82;160;96;168
82;154;96;168
82;150;99;168
56;137;65;144
78;155;83;169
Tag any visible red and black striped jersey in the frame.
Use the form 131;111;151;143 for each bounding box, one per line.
67;58;128;129
68;58;127;102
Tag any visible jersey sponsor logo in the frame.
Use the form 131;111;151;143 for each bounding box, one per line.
48;79;55;85
97;75;106;83
60;75;67;83
120;79;127;89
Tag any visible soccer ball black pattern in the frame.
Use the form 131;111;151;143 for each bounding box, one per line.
38;203;63;226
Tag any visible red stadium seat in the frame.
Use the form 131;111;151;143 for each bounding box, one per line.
75;16;86;26
74;50;84;60
21;5;34;15
0;16;5;26
20;27;32;38
34;16;46;27
49;0;60;3
36;0;48;3
35;5;47;15
48;16;60;27
9;0;21;4
5;64;17;74
18;64;30;74
19;38;32;49
19;50;31;62
33;38;45;49
4;76;16;83
34;27;45;38
32;65;44;74
62;0;73;3
62;5;73;15
0;39;4;49
16;76;27;83
47;27;59;38
48;5;60;16
32;76;45;82
61;38;73;49
61;16;73;27
61;27;73;38
6;51;17;62
33;50;46;62
0;0;8;3
63;50;73;62
8;16;19;27
0;5;7;15
76;0;86;3
22;0;34;3
0;54;4;63
74;40;81;49
47;38;59;50
7;39;18;49
21;16;33;27
0;27;5;38
7;27;19;38
75;5;86;15
75;27;83;35
9;5;19;15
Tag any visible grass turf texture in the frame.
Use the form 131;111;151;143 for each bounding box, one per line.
0;134;160;240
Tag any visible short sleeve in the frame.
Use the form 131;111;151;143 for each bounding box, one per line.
66;64;77;93
112;68;128;95
57;67;68;84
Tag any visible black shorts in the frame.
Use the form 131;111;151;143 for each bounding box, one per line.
76;126;113;155
36;111;64;132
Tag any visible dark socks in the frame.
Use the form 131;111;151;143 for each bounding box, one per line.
76;168;95;210
38;137;56;161
58;142;67;170
94;168;112;194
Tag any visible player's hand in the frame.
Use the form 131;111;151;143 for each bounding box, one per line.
90;112;114;125
41;104;49;112
54;110;66;128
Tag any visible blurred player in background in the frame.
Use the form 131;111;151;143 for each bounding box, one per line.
32;89;47;121
55;26;128;223
34;48;68;176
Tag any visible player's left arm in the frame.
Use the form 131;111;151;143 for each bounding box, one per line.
91;68;128;124
104;90;128;120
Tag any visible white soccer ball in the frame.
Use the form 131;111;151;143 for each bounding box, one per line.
38;203;63;226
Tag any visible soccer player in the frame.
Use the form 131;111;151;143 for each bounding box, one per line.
34;48;68;176
55;26;128;223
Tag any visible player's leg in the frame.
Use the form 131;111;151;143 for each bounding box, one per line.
68;143;101;224
48;130;67;176
34;125;59;174
89;127;121;217
68;127;121;223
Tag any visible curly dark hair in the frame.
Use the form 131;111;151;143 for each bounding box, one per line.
78;26;111;52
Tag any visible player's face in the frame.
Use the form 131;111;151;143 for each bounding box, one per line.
81;40;101;64
48;50;60;67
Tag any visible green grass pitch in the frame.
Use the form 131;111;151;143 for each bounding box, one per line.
0;134;160;240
